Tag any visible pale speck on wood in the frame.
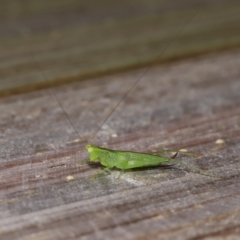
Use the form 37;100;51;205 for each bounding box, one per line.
66;175;74;181
215;139;225;144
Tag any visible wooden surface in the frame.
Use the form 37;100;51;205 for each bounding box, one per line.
1;49;240;239
1;0;240;96
1;1;240;239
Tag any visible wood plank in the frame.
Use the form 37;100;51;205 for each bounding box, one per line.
0;49;240;239
1;0;240;96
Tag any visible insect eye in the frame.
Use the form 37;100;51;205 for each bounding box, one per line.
86;145;93;152
85;144;92;149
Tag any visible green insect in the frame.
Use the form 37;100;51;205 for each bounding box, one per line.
86;144;177;169
85;144;217;178
37;10;218;178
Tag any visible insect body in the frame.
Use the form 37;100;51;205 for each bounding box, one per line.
86;144;177;170
86;144;218;178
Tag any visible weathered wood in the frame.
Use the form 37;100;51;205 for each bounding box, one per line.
1;0;240;96
0;49;240;239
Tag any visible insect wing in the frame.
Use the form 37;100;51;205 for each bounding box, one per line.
114;151;171;170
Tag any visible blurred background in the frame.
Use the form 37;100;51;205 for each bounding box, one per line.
1;0;240;96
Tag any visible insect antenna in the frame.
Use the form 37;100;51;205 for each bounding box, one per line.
30;54;85;143
31;10;199;146
89;10;199;143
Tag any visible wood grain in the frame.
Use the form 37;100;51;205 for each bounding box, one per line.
1;1;240;239
0;48;240;239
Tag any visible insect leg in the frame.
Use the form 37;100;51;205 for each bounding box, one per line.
171;159;220;178
117;169;125;179
151;149;200;157
91;167;112;179
171;152;178;159
80;158;89;165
